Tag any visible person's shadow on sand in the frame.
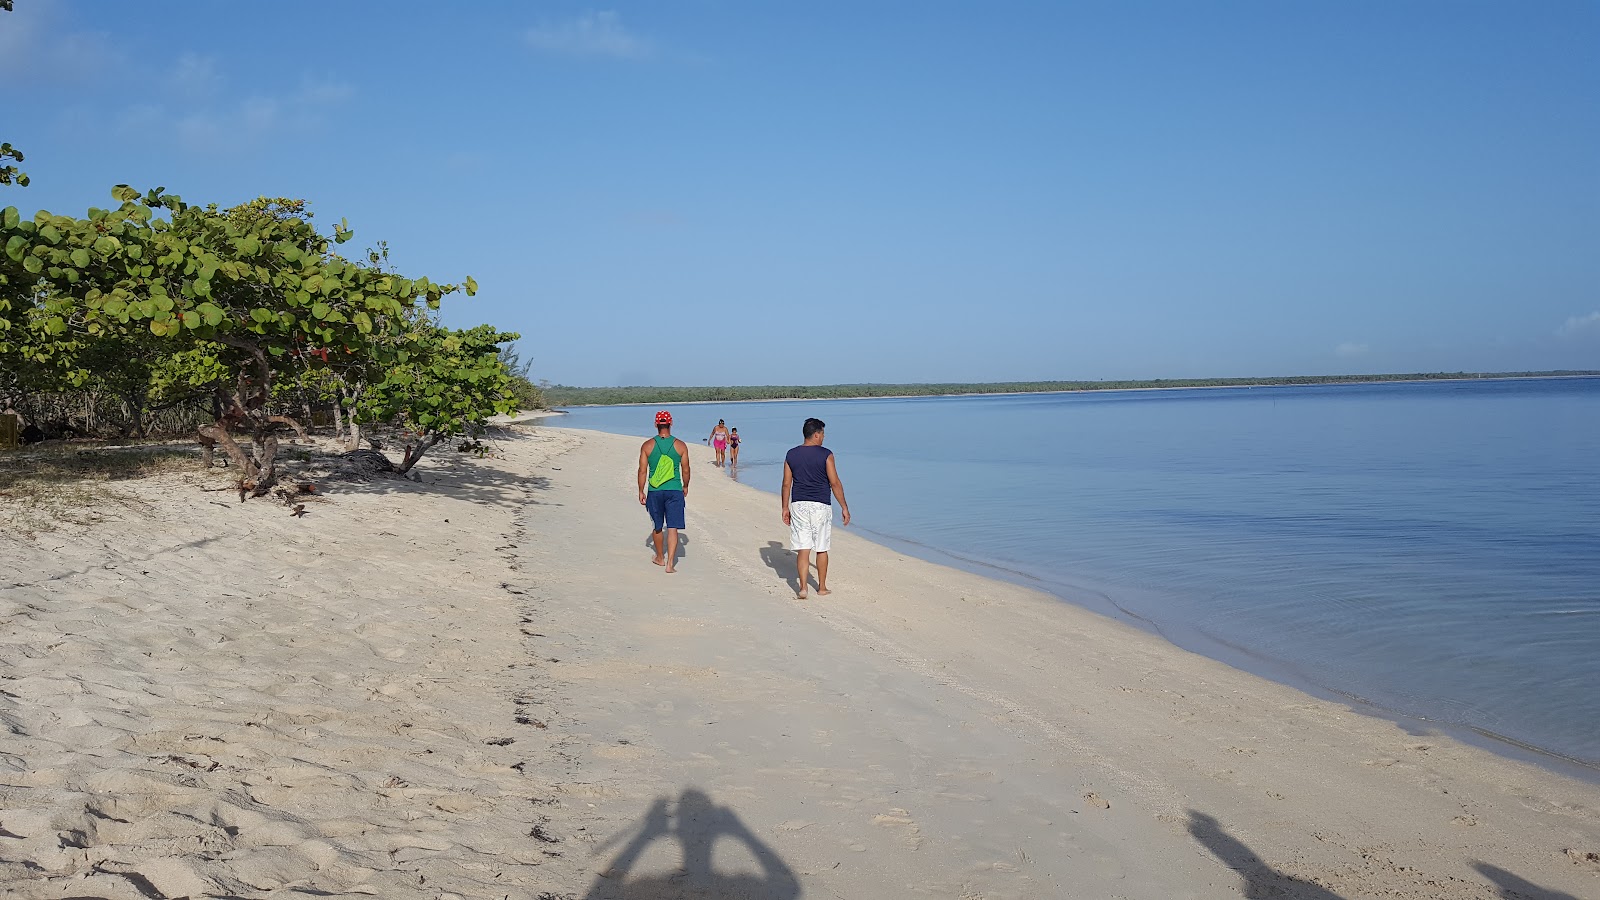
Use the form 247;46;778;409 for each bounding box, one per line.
1188;811;1345;899
1474;862;1583;900
584;788;801;900
758;540;812;596
642;533;691;561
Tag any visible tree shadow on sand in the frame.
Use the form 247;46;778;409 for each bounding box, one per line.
757;540;812;595
584;788;801;900
1188;811;1345;899
1474;862;1583;900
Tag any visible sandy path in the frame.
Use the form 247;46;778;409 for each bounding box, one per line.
1;431;583;898
2;425;1596;899
518;428;1599;899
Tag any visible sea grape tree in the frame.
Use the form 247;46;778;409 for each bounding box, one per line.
2;186;480;490
356;321;520;474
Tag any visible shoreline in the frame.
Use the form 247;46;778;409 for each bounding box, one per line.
550;372;1600;408
853;521;1600;784
558;419;1600;779
530;428;1600;897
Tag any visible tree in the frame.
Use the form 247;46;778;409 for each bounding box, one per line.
498;340;545;410
3;186;479;491
356;322;519;474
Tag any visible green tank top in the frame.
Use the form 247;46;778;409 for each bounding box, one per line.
647;435;683;491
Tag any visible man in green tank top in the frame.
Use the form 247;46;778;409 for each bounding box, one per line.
638;410;690;572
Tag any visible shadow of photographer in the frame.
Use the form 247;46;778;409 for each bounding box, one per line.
585;788;801;900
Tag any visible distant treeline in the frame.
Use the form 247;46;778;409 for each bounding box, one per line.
545;371;1600;407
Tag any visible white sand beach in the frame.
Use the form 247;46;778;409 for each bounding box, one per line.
2;425;1597;899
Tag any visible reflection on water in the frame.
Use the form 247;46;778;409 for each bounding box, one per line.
559;378;1600;766
585;788;800;900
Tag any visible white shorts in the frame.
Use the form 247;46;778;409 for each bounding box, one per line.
789;500;833;552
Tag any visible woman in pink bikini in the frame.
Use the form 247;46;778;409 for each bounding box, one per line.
708;419;729;467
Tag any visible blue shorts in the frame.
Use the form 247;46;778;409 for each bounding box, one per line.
646;489;686;531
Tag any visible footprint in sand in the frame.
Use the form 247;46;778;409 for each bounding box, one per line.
1564;848;1600;868
1083;791;1111;810
872;808;925;850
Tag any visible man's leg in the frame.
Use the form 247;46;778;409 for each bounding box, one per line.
651;529;665;566
794;549;810;599
665;528;679;574
816;551;830;596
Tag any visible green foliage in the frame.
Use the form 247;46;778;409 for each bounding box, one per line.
357;322;520;472
1;171;515;491
0;142;27;188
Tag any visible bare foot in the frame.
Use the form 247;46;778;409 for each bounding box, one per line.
817;588;832;596
665;564;676;574
796;590;807;600
652;557;666;567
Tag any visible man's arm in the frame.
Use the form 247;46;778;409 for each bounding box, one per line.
675;439;691;496
825;454;850;526
637;441;650;505
780;461;793;525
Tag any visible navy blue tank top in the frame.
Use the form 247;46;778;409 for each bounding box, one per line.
785;445;833;505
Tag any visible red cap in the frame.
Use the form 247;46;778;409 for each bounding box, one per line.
654;410;672;425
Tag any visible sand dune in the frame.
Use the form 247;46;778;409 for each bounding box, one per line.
2;425;1596;898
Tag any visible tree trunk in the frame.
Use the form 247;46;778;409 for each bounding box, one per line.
198;423;256;479
394;432;444;475
267;413;308;443
251;432;279;492
331;396;345;445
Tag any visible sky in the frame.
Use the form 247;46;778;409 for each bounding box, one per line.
2;0;1597;385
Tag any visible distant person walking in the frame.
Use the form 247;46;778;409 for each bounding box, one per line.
728;428;741;466
709;419;730;467
781;417;851;599
639;410;690;573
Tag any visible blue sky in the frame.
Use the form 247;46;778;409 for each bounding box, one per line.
3;1;1596;385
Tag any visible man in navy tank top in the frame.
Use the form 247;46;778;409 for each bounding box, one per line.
781;418;852;599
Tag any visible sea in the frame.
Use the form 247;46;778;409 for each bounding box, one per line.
553;377;1600;772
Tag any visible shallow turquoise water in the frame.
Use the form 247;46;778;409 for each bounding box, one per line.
556;378;1600;768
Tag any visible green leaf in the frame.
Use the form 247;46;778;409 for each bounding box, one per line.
70;248;90;268
198;302;224;326
311;301;330;320
353;311;372;334
4;235;24;261
464;275;478;295
112;185;140;202
103;298;127;315
181;310;200;329
22;254;42;274
250;307;274;323
1;207;18;229
149;319;170;336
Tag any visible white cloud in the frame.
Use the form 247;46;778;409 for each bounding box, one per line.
524;11;650;59
121;63;355;154
1335;342;1370;358
0;1;122;84
1557;311;1600;337
168;53;224;100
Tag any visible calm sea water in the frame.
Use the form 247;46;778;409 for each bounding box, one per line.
555;378;1600;769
